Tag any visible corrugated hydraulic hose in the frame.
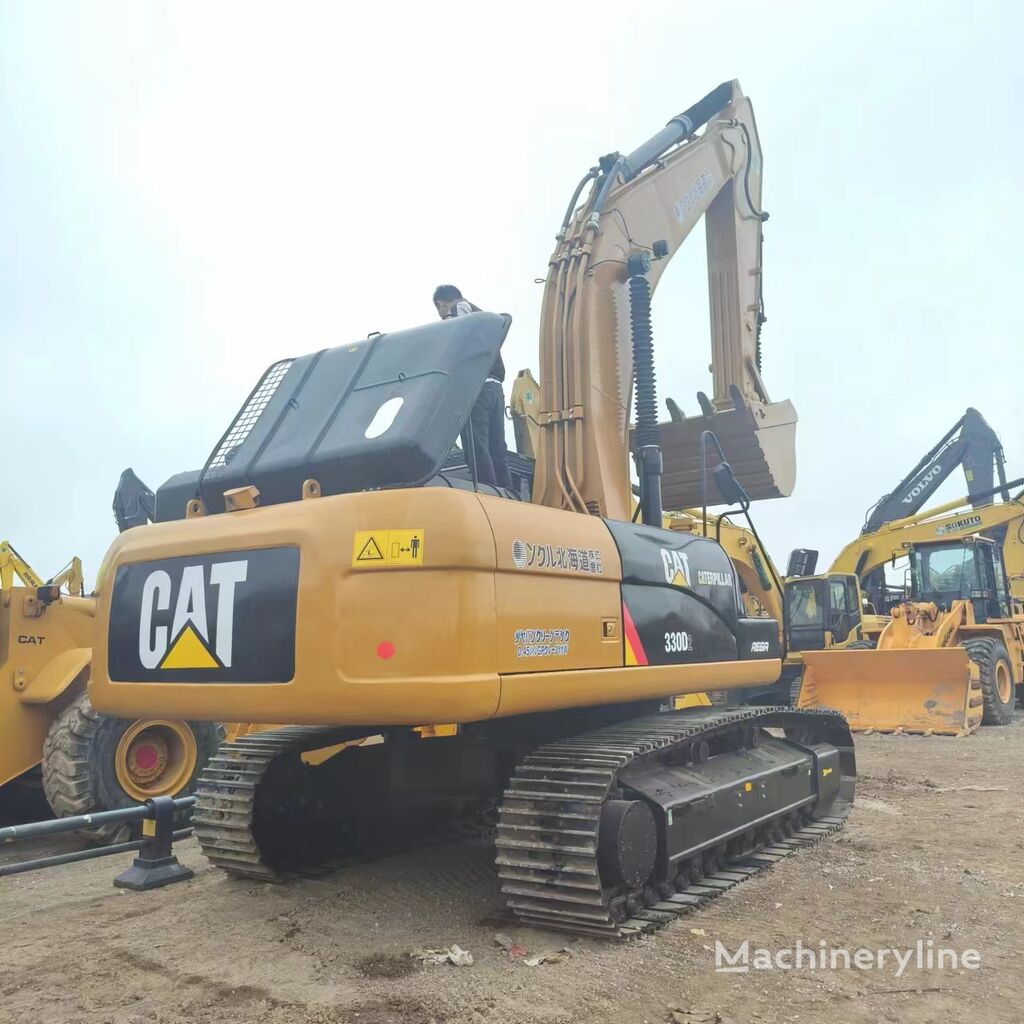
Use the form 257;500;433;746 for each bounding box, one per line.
750;547;773;591
630;274;658;449
629;264;664;528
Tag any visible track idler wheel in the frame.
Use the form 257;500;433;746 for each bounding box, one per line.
597;799;657;890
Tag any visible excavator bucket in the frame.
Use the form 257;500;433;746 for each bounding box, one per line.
657;398;798;508
797;648;982;736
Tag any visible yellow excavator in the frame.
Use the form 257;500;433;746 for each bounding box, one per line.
828;486;1024;603
0;534;224;835
89;82;855;938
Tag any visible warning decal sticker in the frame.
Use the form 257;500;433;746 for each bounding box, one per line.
352;529;425;568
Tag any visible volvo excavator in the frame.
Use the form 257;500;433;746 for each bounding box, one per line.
857;408;1009;612
89;82;854;939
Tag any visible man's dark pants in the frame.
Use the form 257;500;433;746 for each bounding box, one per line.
461;380;512;489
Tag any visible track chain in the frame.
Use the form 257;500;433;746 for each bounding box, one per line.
192;725;351;880
495;704;852;939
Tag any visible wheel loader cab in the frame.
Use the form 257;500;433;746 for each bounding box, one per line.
784;574;861;652
907;538;1013;622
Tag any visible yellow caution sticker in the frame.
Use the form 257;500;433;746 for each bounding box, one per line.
352;529;425;568
822;767;833;777
744;782;753;792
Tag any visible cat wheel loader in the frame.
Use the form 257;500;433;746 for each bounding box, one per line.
89;82;854;939
0;538;223;836
797;536;1022;735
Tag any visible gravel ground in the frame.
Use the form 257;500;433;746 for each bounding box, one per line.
2;720;1022;1024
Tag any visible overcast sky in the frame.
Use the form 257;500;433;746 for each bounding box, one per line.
2;1;1022;584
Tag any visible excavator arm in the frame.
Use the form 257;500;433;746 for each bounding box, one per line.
861;408;1007;534
534;80;796;522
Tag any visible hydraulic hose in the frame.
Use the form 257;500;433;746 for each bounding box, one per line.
630;273;659;450
629;258;663;527
750;546;773;592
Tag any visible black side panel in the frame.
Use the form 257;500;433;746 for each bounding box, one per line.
154;470;202;523
622;582;738;665
604;520;780;667
173;312;510;515
735;617;782;660
604;520;741;623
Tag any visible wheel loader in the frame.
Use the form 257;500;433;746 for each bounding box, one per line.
797;536;1022;735
89;82;855;938
0;539;223;835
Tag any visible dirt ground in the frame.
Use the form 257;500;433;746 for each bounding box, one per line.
2;722;1022;1024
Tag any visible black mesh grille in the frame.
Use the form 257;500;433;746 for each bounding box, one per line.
204;359;293;476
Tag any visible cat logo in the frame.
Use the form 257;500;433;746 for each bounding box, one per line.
139;561;248;670
661;549;690;588
108;546;299;683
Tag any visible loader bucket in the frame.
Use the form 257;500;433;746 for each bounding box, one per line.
656;398;797;508
797;648;982;736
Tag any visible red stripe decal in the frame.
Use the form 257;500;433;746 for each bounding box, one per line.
621;601;648;666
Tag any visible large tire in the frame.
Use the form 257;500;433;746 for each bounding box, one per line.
963;637;1016;727
42;693;224;842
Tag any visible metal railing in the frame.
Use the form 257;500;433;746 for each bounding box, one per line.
0;794;196;890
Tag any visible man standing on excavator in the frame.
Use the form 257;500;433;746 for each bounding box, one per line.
433;284;512;490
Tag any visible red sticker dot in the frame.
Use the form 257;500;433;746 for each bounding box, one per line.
377;641;395;660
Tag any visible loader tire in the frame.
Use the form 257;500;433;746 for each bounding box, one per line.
846;639;877;651
42;693;224;843
963;638;1015;727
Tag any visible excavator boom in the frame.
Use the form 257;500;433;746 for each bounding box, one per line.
534;81;797;521
861;408;1007;535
